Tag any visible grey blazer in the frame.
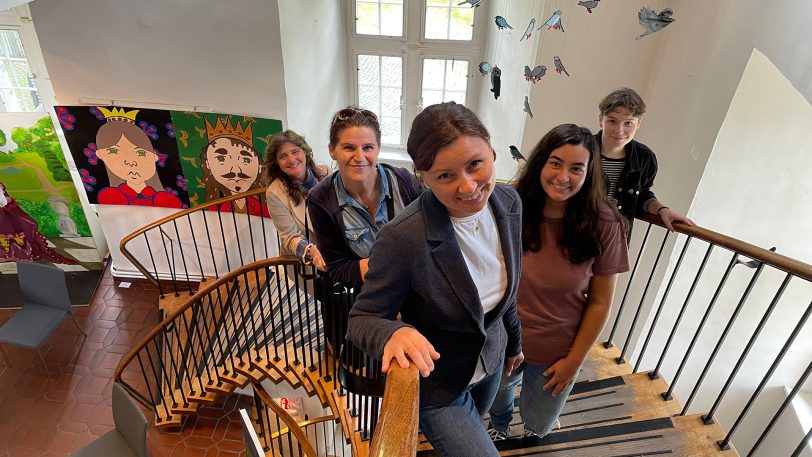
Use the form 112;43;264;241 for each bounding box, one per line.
347;183;522;406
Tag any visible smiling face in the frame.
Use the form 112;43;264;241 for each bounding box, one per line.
275;141;307;182
328;126;380;187
97;134;158;189
599;107;642;151
204;137;261;194
421;135;495;218
540;143;590;209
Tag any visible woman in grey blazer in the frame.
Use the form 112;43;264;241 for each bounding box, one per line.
347;102;523;457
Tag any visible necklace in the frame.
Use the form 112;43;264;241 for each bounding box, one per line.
452;212;483;233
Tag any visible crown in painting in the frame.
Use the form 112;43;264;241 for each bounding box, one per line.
205;117;253;147
98;107;140;123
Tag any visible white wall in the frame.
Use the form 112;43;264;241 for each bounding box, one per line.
28;0;289;273
277;0;350;165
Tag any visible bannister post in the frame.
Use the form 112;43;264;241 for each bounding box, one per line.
369;360;420;457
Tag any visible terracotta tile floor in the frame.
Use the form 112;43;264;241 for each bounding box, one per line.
0;267;251;457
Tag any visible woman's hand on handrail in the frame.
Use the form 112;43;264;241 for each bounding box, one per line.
382;327;441;378
309;245;327;271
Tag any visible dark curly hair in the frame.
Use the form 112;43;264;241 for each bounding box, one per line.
265;130;326;206
513;123;623;263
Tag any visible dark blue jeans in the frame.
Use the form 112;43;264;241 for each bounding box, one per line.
419;371;502;457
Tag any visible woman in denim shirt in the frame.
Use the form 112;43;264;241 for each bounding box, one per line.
307;107;422;291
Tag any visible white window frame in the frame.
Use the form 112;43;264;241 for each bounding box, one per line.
0;7;54;113
346;0;487;153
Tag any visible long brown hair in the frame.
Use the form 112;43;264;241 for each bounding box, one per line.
514;123;623;263
265;130;326;206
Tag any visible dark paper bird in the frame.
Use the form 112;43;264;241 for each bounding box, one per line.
539;10;564;32
479;61;493;76
637;7;675;40
490;66;502;99
524;65;533;80
553;56;570;76
520;18;536;41
578;0;600;13
495;16;513;30
510;145;525;162
524;65;546;83
458;0;482;7
523;96;533;119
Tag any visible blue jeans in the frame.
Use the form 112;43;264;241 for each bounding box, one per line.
487;363;574;436
419;371;502;457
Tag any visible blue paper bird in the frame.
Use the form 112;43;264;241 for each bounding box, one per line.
523;96;533;119
478;61;493;76
510;145;526;162
554;56;570;76
539;10;565;32
578;0;600;13
458;0;482;7
495;16;513;30
520;18;536;41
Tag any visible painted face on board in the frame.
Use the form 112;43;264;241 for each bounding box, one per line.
328;126;380;187
205;137;261;194
97;134;158;188
421;135;496;218
275;142;307;182
540;143;590;204
598;107;642;150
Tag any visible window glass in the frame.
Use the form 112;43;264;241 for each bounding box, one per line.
0;29;42;112
425;1;474;40
421;59;468;107
358;54;403;145
356;0;404;37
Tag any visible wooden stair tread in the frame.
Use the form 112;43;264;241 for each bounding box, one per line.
579;343;633;382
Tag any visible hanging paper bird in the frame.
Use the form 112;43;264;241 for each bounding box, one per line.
490;66;502;99
458;0;482;8
520;18;536;41
509;145;526;162
577;0;600;13
523;65;533;81
478;61;493;76
494;16;513;30
636;7;675;39
539;10;565;32
531;65;547;80
523;96;533;119
553;56;570;76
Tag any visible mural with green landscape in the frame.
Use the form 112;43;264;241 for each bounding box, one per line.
0;113;90;237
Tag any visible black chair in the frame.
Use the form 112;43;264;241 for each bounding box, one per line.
0;261;86;375
71;383;149;457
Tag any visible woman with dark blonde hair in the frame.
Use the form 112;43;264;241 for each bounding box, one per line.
348;102;523;456
264;130;328;268
486;124;629;440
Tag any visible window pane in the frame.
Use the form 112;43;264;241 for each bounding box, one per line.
380;4;403;37
425;6;450;40
449;8;474;40
0;30;25;59
422;59;445;90
381;87;401;116
426;0;449;5
356;2;380;35
356;0;403;37
445;60;468;91
380;116;400;145
0;29;41;112
422;90;444;108
358;85;380;111
358;55;379;85
445;91;466;104
9;61;34;89
381;56;402;86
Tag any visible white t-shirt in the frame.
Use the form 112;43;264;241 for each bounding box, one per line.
449;205;508;384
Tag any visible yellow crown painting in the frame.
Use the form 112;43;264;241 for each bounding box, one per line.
205;117;253;147
98;107;140;123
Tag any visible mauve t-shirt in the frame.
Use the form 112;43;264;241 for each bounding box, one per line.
519;206;630;367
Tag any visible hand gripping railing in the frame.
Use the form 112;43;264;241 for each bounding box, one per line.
606;213;812;456
119;187;280;299
369;360;420;457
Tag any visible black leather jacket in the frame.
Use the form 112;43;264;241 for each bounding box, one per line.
596;131;658;225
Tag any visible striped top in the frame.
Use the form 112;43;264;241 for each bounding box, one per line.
601;155;626;202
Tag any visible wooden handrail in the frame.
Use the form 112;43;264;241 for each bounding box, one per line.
251;381;318;457
118;186;270;286
369;360;420;457
113;255;298;383
640;214;812;282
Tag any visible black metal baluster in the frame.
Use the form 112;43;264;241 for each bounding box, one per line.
210;286;232;379
618;231;670;364
266;265;283;368
635;236;693;373
142;343;172;421
201;212;219;279
260;192;269;259
253;266;272;366
159;228;179;297
172;219;193;293
217;209;232;273
246;196;258;263
230;277;252;367
253;391;270;451
194;297;220;388
135;353;160;419
747;359;812;457
718;300;812;450
186;214;205;283
282;267;303;372
300;267;318;371
143;232;164;298
168;323;195;402
662;252;739;400
290;267;310;369
790;427;812;457
230;203;245;267
605;223;653;347
274;267;291;371
681;261;766;414
179;311;207;395
651;243;715;380
153;328;185;409
243;271;263;366
703;274;793;424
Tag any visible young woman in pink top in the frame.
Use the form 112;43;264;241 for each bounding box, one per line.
487;124;630;440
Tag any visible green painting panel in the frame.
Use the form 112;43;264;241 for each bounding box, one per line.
0;114;91;237
171;111;283;208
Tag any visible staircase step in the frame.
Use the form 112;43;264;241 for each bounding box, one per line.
579;343;633;382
